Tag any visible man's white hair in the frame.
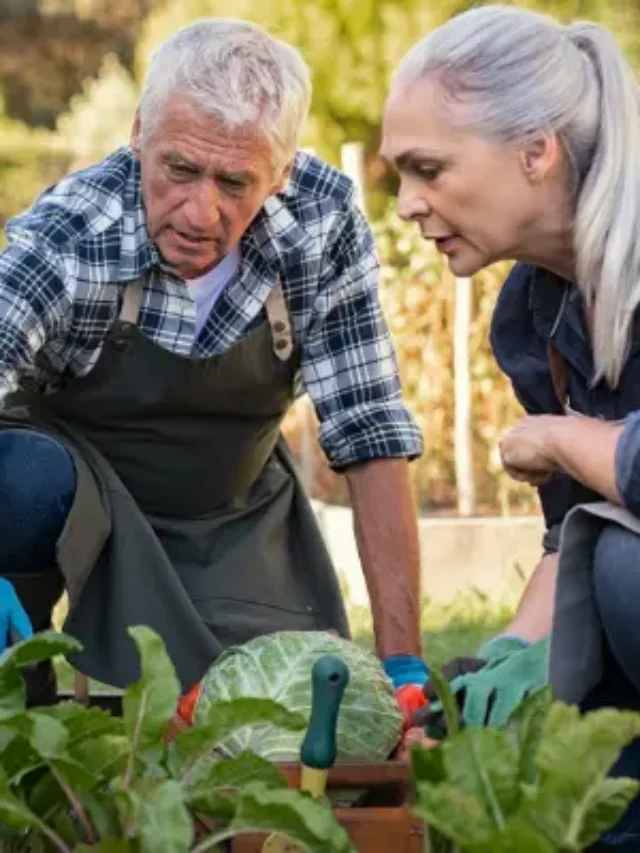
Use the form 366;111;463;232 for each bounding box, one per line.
138;18;312;173
395;4;640;388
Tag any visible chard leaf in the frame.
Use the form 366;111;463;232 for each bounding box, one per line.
68;734;130;782
442;728;520;828
414;781;494;845
0;767;40;830
6;712;69;759
82;790;123;839
168;699;305;780
537;705;640;794
0;731;43;784
468;816;557;853
138;779;193;853
0;631;82;671
428;665;461;737
502;687;552;786
184;751;287;798
122;626;181;767
409;740;445;785
577;777;640;848
188;789;237;823
43;703;125;745
205;782;354;853
75;841;136;852
0;667;25;720
522;778;639;850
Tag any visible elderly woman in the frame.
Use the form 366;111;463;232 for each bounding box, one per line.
382;4;640;848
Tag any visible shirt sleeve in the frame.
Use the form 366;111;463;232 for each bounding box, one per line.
615;411;640;516
0;238;69;408
300;203;423;469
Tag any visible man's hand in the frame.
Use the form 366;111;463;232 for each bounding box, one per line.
383;654;429;730
413;636;550;734
499;415;561;486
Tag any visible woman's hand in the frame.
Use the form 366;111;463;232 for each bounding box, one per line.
499;415;562;486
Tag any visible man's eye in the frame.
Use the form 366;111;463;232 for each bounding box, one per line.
168;163;197;180
219;176;248;192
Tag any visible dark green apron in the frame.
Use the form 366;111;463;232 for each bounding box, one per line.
1;276;350;690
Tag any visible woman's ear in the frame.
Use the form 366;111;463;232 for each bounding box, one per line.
520;133;561;183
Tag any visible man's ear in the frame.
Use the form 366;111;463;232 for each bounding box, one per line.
271;161;294;195
519;133;561;184
131;111;142;158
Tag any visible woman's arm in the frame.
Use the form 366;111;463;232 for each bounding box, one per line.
499;413;624;503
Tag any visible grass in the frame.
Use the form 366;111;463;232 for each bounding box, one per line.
54;588;513;696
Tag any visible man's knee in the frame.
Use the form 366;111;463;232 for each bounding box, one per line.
0;429;76;569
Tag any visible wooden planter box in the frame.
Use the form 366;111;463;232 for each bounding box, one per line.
60;688;424;852
230;762;424;853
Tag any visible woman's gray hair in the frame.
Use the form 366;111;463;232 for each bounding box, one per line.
138;18;311;173
395;4;640;388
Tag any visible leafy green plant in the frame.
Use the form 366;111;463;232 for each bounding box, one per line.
0;628;355;852
411;678;640;852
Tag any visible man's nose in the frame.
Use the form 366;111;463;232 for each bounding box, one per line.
182;180;221;234
397;178;431;222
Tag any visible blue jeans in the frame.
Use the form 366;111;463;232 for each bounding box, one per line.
0;428;76;572
582;523;640;849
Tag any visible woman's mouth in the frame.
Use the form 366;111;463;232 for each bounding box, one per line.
433;235;460;254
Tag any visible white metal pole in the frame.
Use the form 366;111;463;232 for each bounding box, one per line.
453;276;476;516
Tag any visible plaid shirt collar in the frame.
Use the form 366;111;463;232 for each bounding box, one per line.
115;148;313;283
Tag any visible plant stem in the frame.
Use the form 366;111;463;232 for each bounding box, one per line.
36;820;73;853
49;764;96;844
468;731;505;831
124;691;148;789
191;828;234;853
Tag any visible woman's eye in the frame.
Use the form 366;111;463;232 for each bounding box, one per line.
415;164;442;181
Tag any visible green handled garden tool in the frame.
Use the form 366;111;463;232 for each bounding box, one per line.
262;653;350;852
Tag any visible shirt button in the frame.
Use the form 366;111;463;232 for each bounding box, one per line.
275;338;288;351
273;320;287;334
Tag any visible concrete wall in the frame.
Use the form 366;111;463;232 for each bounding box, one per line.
313;502;545;608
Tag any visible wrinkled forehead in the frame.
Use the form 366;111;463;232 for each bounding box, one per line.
146;96;276;172
380;78;465;165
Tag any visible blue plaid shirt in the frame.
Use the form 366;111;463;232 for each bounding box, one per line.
0;146;422;469
491;263;640;552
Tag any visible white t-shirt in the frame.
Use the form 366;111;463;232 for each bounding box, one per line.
187;246;241;338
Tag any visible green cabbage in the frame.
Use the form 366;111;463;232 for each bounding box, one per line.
195;631;403;763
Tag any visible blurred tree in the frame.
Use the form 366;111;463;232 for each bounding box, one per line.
0;96;72;238
0;0;152;128
56;54;138;170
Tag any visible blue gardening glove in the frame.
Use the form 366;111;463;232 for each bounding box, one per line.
383;655;430;729
0;578;33;654
415;635;550;734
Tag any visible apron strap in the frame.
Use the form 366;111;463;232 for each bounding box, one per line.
547;340;570;412
119;277;145;325
546;283;571;413
265;281;294;361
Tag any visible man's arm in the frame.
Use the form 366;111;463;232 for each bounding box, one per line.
0;239;68;409
299;198;424;665
346;457;422;658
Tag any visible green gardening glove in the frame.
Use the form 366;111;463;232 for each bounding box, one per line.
415;635;550;734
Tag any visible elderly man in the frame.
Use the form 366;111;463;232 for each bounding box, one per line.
0;18;426;716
